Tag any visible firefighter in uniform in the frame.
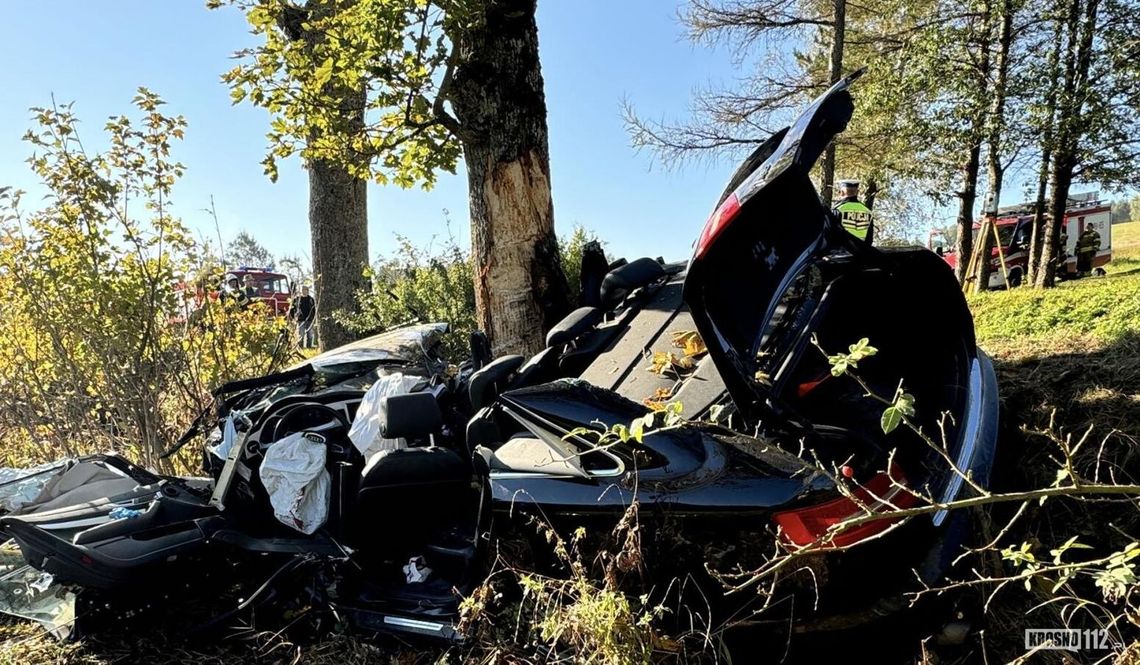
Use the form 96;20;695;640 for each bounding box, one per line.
220;276;241;307
833;179;874;245
223;275;258;309
1076;224;1101;275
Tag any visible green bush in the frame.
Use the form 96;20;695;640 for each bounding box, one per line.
0;91;285;471
344;226;601;359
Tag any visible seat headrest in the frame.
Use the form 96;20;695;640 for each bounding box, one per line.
379;392;443;440
545;306;603;348
600;257;666;308
468;354;524;410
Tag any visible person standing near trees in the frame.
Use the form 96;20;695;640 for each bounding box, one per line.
239;275;258;308
833;179;874;245
1077;223;1101;275
289;285;317;349
220;275;243;307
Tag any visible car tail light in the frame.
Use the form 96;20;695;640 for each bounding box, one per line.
693;193;742;260
772;467;918;550
796;374;831;398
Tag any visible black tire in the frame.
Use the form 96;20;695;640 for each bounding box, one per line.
1007;270;1022;288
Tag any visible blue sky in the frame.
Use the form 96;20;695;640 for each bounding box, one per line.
0;0;749;265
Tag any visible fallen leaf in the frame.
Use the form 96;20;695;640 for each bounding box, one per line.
670;330;708;358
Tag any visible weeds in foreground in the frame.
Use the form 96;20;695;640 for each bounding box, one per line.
457;504;702;665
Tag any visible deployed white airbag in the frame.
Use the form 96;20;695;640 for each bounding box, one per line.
348;372;423;459
259;432;330;535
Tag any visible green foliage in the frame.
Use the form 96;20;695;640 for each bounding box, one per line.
1095;542;1140;602
344;226;599;359
880;387;916;435
821;336;878;377
1002;538;1139;601
277;253;312;288
459;505;671;665
518;571;665;665
816;335;918;434
559;225;602;305
0;92;285;470
213;0;462;185
344;233;476;359
1111;199;1132;224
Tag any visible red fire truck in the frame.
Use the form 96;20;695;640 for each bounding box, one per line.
174;266;292;321
930;192;1112;288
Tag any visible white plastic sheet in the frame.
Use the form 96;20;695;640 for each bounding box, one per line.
348;372;423;459
259;432;330;535
208;413;239;461
13;462;137;515
0;463;69;513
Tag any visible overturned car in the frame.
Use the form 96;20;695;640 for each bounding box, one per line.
0;73;998;644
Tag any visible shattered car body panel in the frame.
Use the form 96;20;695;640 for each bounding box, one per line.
0;76;999;643
0;540;76;640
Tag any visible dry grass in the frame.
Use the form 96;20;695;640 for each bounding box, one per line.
1114;220;1140;250
0;618;433;665
961;247;1140;664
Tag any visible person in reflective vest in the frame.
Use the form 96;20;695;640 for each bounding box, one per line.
833;179;874;244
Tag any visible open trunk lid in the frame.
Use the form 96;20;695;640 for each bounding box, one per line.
683;73;859;427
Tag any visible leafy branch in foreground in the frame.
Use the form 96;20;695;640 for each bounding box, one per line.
710;337;1140;658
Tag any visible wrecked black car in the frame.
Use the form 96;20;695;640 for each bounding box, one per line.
0;72;999;643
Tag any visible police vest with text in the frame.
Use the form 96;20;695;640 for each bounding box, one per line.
836;200;873;241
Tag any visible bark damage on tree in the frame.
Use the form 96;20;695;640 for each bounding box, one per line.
447;0;571;357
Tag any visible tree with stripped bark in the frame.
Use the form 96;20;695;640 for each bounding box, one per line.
216;0;569;355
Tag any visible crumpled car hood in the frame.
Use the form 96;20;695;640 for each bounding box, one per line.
291;322;449;371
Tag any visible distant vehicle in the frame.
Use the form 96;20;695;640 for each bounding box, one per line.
173;267;292;321
930;193;1112;287
222;267;292;316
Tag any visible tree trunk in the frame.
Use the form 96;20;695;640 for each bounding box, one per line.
953;0;993;286
1038;152;1074;287
309;157;368;350
954;142;981;285
1026;13;1066;284
285;0;370;351
976;0;1013;293
820;0;846;198
1036;0;1098;288
1026;149;1051;284
448;0;571;357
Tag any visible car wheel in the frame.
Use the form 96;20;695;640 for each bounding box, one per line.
1007;270;1022;288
